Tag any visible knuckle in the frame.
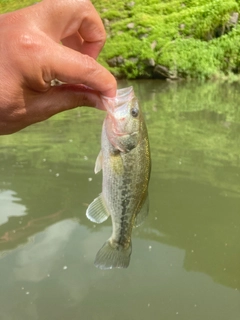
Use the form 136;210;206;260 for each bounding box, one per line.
0;103;27;134
82;55;97;75
97;27;106;43
9;105;27;123
18;33;41;55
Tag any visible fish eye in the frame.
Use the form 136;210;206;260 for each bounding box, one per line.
131;107;139;118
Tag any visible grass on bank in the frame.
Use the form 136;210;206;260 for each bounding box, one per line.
92;0;240;80
2;0;240;80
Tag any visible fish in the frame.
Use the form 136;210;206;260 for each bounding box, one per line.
86;86;151;269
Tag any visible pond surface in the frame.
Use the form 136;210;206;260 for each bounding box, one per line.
1;80;240;320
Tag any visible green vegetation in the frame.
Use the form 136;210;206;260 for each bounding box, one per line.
0;0;32;12
2;0;240;79
92;0;240;80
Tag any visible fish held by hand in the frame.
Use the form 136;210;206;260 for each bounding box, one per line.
86;86;151;269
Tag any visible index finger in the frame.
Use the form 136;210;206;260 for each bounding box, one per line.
45;42;117;97
37;0;106;58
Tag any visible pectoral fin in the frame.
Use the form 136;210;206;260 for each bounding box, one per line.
86;193;110;224
94;150;103;174
134;193;149;227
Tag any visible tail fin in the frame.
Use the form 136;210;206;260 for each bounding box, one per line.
94;240;132;270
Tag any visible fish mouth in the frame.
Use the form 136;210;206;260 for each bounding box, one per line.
102;86;133;101
102;86;135;115
116;86;134;99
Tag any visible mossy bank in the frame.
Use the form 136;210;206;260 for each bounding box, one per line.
2;0;240;80
92;0;240;80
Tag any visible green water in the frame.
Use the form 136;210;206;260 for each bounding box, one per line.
1;80;240;320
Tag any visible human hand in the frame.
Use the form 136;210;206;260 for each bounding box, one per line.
0;0;117;135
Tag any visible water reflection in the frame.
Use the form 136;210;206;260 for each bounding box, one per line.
147;177;240;290
0;190;27;224
14;220;78;282
1;80;240;319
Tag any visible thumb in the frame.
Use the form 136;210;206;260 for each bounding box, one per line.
24;84;104;125
39;0;106;58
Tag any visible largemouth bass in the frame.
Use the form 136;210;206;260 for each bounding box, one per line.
86;86;151;269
